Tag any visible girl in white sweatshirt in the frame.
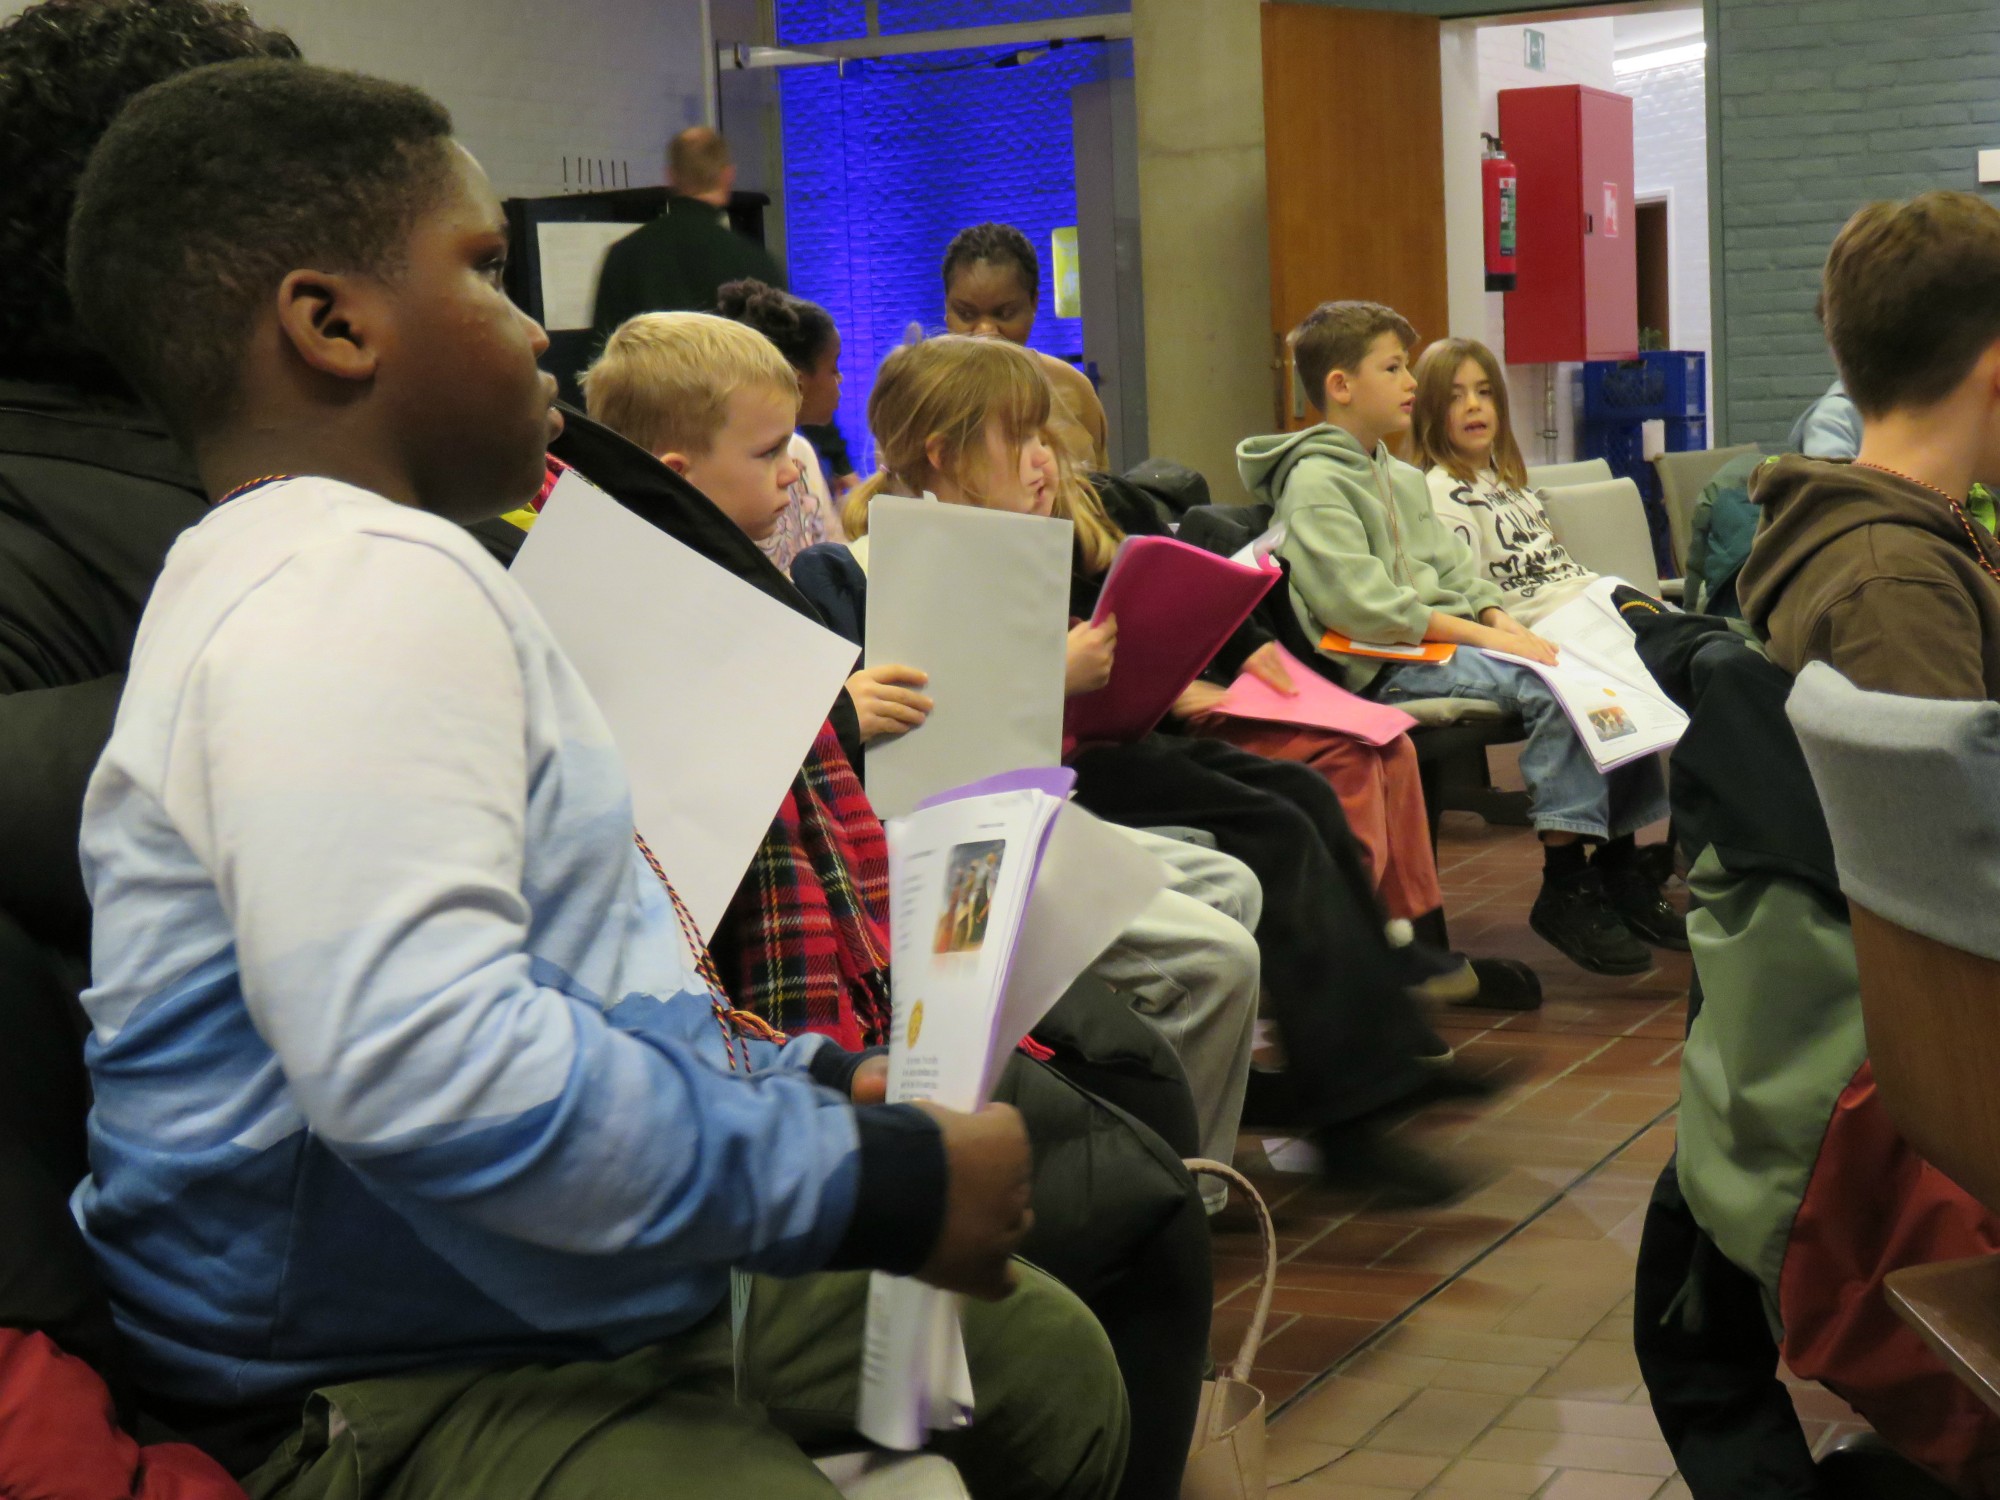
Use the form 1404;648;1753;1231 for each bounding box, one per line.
1410;337;1594;626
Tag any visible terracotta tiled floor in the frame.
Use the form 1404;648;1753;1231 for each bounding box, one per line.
1212;801;1870;1498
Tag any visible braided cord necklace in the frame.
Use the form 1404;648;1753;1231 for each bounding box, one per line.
1854;461;2000;589
633;831;786;1071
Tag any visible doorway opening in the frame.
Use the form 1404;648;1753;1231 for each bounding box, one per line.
1636;194;1671;349
1439;2;1710;464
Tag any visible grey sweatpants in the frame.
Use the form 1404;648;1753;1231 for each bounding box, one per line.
1091;827;1262;1206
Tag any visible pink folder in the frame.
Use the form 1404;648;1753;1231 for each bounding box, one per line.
1212;645;1418;747
1063;535;1280;746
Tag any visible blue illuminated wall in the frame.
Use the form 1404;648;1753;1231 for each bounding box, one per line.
778;23;1133;472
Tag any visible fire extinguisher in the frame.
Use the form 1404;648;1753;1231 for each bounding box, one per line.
1482;132;1518;293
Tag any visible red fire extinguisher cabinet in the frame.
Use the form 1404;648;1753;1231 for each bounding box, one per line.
1497;84;1639;364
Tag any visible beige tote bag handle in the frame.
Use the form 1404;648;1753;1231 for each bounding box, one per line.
1185;1159;1278;1428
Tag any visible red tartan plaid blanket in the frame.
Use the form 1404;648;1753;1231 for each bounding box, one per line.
715;721;893;1049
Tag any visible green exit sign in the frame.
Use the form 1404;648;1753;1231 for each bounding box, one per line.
1525;29;1547;71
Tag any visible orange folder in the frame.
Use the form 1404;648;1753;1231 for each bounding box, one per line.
1317;631;1458;664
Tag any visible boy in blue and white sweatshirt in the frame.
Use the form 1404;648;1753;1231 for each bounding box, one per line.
65;61;1123;1496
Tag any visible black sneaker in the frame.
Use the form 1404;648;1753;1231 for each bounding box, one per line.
1530;870;1651;975
1461;957;1544;1011
1599;863;1689;950
1315;1123;1474;1208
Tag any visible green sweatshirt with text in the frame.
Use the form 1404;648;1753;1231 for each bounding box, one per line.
1236;422;1503;690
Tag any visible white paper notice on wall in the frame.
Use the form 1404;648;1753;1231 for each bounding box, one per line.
535;221;640;332
1602;183;1621;239
1980;149;2000;185
511;471;860;936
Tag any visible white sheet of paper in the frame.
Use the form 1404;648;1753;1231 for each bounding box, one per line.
985;808;1168;1097
511;471;859;935
534;221;638;332
863;497;1071;820
858;1275;972;1450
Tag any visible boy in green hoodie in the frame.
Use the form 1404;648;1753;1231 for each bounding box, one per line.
1237;301;1675;975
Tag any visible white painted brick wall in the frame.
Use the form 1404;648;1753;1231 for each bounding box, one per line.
0;0;709;200
1478;17;1617;136
1620;59;1711;414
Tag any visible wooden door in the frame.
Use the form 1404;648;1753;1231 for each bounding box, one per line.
1262;3;1448;430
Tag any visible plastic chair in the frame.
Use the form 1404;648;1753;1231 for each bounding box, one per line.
1538;477;1662;595
1524;458;1613;490
1653;442;1759;574
1789;661;2000;1415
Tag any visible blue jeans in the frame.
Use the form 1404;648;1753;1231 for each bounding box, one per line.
1373;652;1669;841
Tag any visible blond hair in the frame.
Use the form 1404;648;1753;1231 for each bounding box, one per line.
582;311;798;459
843;335;1053;537
1411;337;1528;490
1048;445;1123;576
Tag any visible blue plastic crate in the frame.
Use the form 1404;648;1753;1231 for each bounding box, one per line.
1663;416;1707;452
1579;352;1706;423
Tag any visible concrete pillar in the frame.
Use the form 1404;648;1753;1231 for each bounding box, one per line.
1131;0;1273;502
1440;20;1489;347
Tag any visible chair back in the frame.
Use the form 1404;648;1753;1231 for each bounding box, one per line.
1788;660;2000;1218
1525;458;1613;490
1538;477;1661;594
1653;442;1759;570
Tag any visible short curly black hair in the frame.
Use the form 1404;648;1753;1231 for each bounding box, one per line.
941;222;1040;301
68;60;457;442
0;0;299;395
715;278;837;372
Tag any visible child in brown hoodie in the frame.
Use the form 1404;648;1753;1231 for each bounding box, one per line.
1740;190;2000;699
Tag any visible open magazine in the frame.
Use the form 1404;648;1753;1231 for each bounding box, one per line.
857;769;1168;1450
1481;577;1688;772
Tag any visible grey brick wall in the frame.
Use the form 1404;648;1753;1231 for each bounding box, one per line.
1711;0;2000;445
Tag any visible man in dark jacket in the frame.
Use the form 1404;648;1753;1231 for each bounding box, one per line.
589;127;783;343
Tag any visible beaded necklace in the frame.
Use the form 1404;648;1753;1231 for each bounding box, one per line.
212;473;293;507
1854;461;2000;589
211;474;781;1068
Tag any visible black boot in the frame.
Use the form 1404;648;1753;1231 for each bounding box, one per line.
1595;839;1689;951
1531;868;1651;975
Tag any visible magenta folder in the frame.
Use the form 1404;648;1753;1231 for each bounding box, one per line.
1212;645;1419;747
1063;535;1280;746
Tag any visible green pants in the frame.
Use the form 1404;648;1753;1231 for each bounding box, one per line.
241;1263;1127;1500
